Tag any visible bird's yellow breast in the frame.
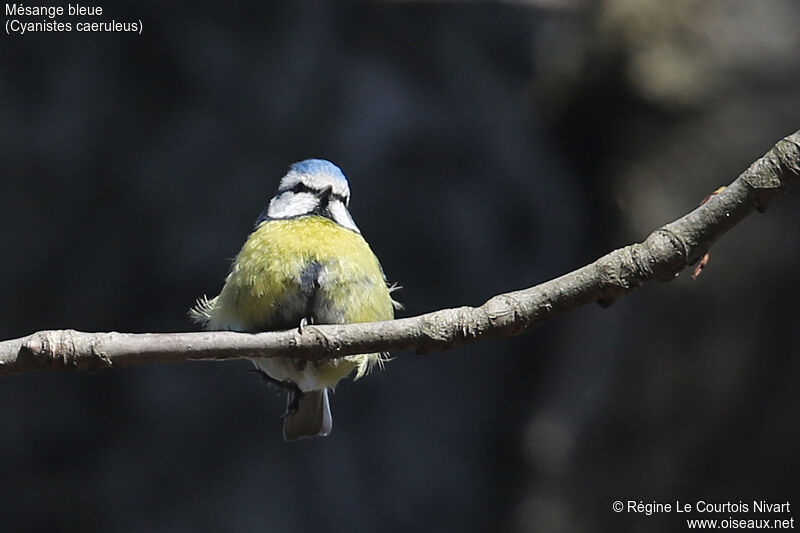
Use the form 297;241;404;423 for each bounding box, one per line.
208;216;394;332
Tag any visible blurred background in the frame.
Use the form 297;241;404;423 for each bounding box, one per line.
1;1;799;531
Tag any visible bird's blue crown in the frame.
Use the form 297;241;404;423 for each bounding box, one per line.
290;159;348;183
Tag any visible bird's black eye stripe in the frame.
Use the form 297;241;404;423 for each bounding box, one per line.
289;182;313;194
284;182;348;203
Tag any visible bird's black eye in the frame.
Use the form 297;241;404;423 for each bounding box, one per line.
290;182;313;194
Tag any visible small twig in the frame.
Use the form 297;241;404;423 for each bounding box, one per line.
691;186;726;280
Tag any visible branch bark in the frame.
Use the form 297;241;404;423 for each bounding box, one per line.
1;131;799;378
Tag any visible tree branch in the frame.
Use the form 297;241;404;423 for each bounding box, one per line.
1;131;799;378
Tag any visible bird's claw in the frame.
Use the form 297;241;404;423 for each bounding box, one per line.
298;316;313;334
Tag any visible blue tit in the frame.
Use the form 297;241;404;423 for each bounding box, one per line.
191;159;398;441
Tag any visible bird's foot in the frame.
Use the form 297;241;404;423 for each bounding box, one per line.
298;316;314;334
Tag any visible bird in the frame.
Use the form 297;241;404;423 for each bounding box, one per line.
190;159;398;441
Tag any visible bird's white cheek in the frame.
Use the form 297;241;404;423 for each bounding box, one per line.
267;192;319;219
328;201;360;233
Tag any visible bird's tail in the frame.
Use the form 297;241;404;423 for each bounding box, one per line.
283;389;332;441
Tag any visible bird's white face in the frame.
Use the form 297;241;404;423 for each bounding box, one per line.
265;160;360;233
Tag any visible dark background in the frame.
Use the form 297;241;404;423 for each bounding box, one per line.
2;1;799;532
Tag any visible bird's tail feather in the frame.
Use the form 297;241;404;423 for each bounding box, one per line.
283;389;332;441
